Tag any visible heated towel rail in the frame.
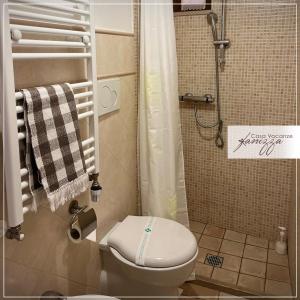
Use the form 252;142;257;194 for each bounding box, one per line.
3;0;100;240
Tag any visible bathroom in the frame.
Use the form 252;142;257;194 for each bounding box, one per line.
1;0;299;298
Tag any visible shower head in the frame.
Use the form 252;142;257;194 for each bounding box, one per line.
207;12;218;41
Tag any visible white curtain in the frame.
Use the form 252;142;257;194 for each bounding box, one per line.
139;0;189;227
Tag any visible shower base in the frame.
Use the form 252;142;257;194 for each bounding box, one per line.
183;221;292;297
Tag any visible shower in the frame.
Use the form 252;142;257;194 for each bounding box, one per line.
207;12;218;42
192;4;230;148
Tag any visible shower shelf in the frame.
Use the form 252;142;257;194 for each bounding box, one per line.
179;93;214;103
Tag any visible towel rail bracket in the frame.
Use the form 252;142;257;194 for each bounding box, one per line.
5;225;25;241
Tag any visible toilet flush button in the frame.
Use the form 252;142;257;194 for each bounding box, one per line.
98;78;121;116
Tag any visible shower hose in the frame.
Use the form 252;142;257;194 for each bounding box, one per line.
193;47;224;149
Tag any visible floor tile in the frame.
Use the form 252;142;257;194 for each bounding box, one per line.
246;235;268;248
193;232;201;243
265;279;292;296
268;240;276;249
224;230;246;243
203;224;225;238
190;221;206;234
219;253;241;272
197;247;218;264
199;235;222;251
267;249;289;266
195;262;213;279
240;258;266;278
243;245;267;262
266;264;290;282
220;240;244;257
211;268;239;285
237;274;265;293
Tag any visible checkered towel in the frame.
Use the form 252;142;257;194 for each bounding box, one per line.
22;83;89;211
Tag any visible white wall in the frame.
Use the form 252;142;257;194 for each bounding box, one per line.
93;0;134;34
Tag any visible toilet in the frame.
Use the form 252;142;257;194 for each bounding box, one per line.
99;215;198;298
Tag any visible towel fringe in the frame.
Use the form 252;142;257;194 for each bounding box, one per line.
47;173;89;212
30;188;44;212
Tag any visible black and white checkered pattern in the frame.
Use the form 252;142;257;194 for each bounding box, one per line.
22;83;89;211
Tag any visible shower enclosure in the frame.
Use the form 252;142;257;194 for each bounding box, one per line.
175;0;296;296
180;2;229;148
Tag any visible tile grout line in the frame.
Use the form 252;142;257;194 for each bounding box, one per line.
236;236;246;288
265;241;270;292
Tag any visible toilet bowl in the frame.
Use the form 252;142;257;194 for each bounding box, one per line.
99;216;198;298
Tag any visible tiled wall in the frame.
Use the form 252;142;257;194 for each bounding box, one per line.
2;5;138;297
174;1;297;240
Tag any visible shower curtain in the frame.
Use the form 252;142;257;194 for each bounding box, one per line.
139;0;189;227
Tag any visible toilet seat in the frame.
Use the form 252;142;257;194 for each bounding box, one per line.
110;247;198;271
107;216;197;268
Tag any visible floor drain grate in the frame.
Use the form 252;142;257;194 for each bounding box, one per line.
205;254;224;268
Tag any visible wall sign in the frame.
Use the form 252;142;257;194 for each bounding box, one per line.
228;126;300;159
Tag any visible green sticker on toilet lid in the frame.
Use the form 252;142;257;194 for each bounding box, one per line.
136;217;156;266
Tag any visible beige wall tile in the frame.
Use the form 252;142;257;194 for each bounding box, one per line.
96;34;136;77
14;59;86;90
175;2;296;240
32;272;93;297
5;207;65;270
5;259;40;296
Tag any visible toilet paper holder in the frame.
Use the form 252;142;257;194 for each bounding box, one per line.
68;200;97;243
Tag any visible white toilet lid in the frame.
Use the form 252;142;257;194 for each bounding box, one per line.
107;216;197;268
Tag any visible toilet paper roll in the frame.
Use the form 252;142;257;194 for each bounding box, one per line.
68;208;97;243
